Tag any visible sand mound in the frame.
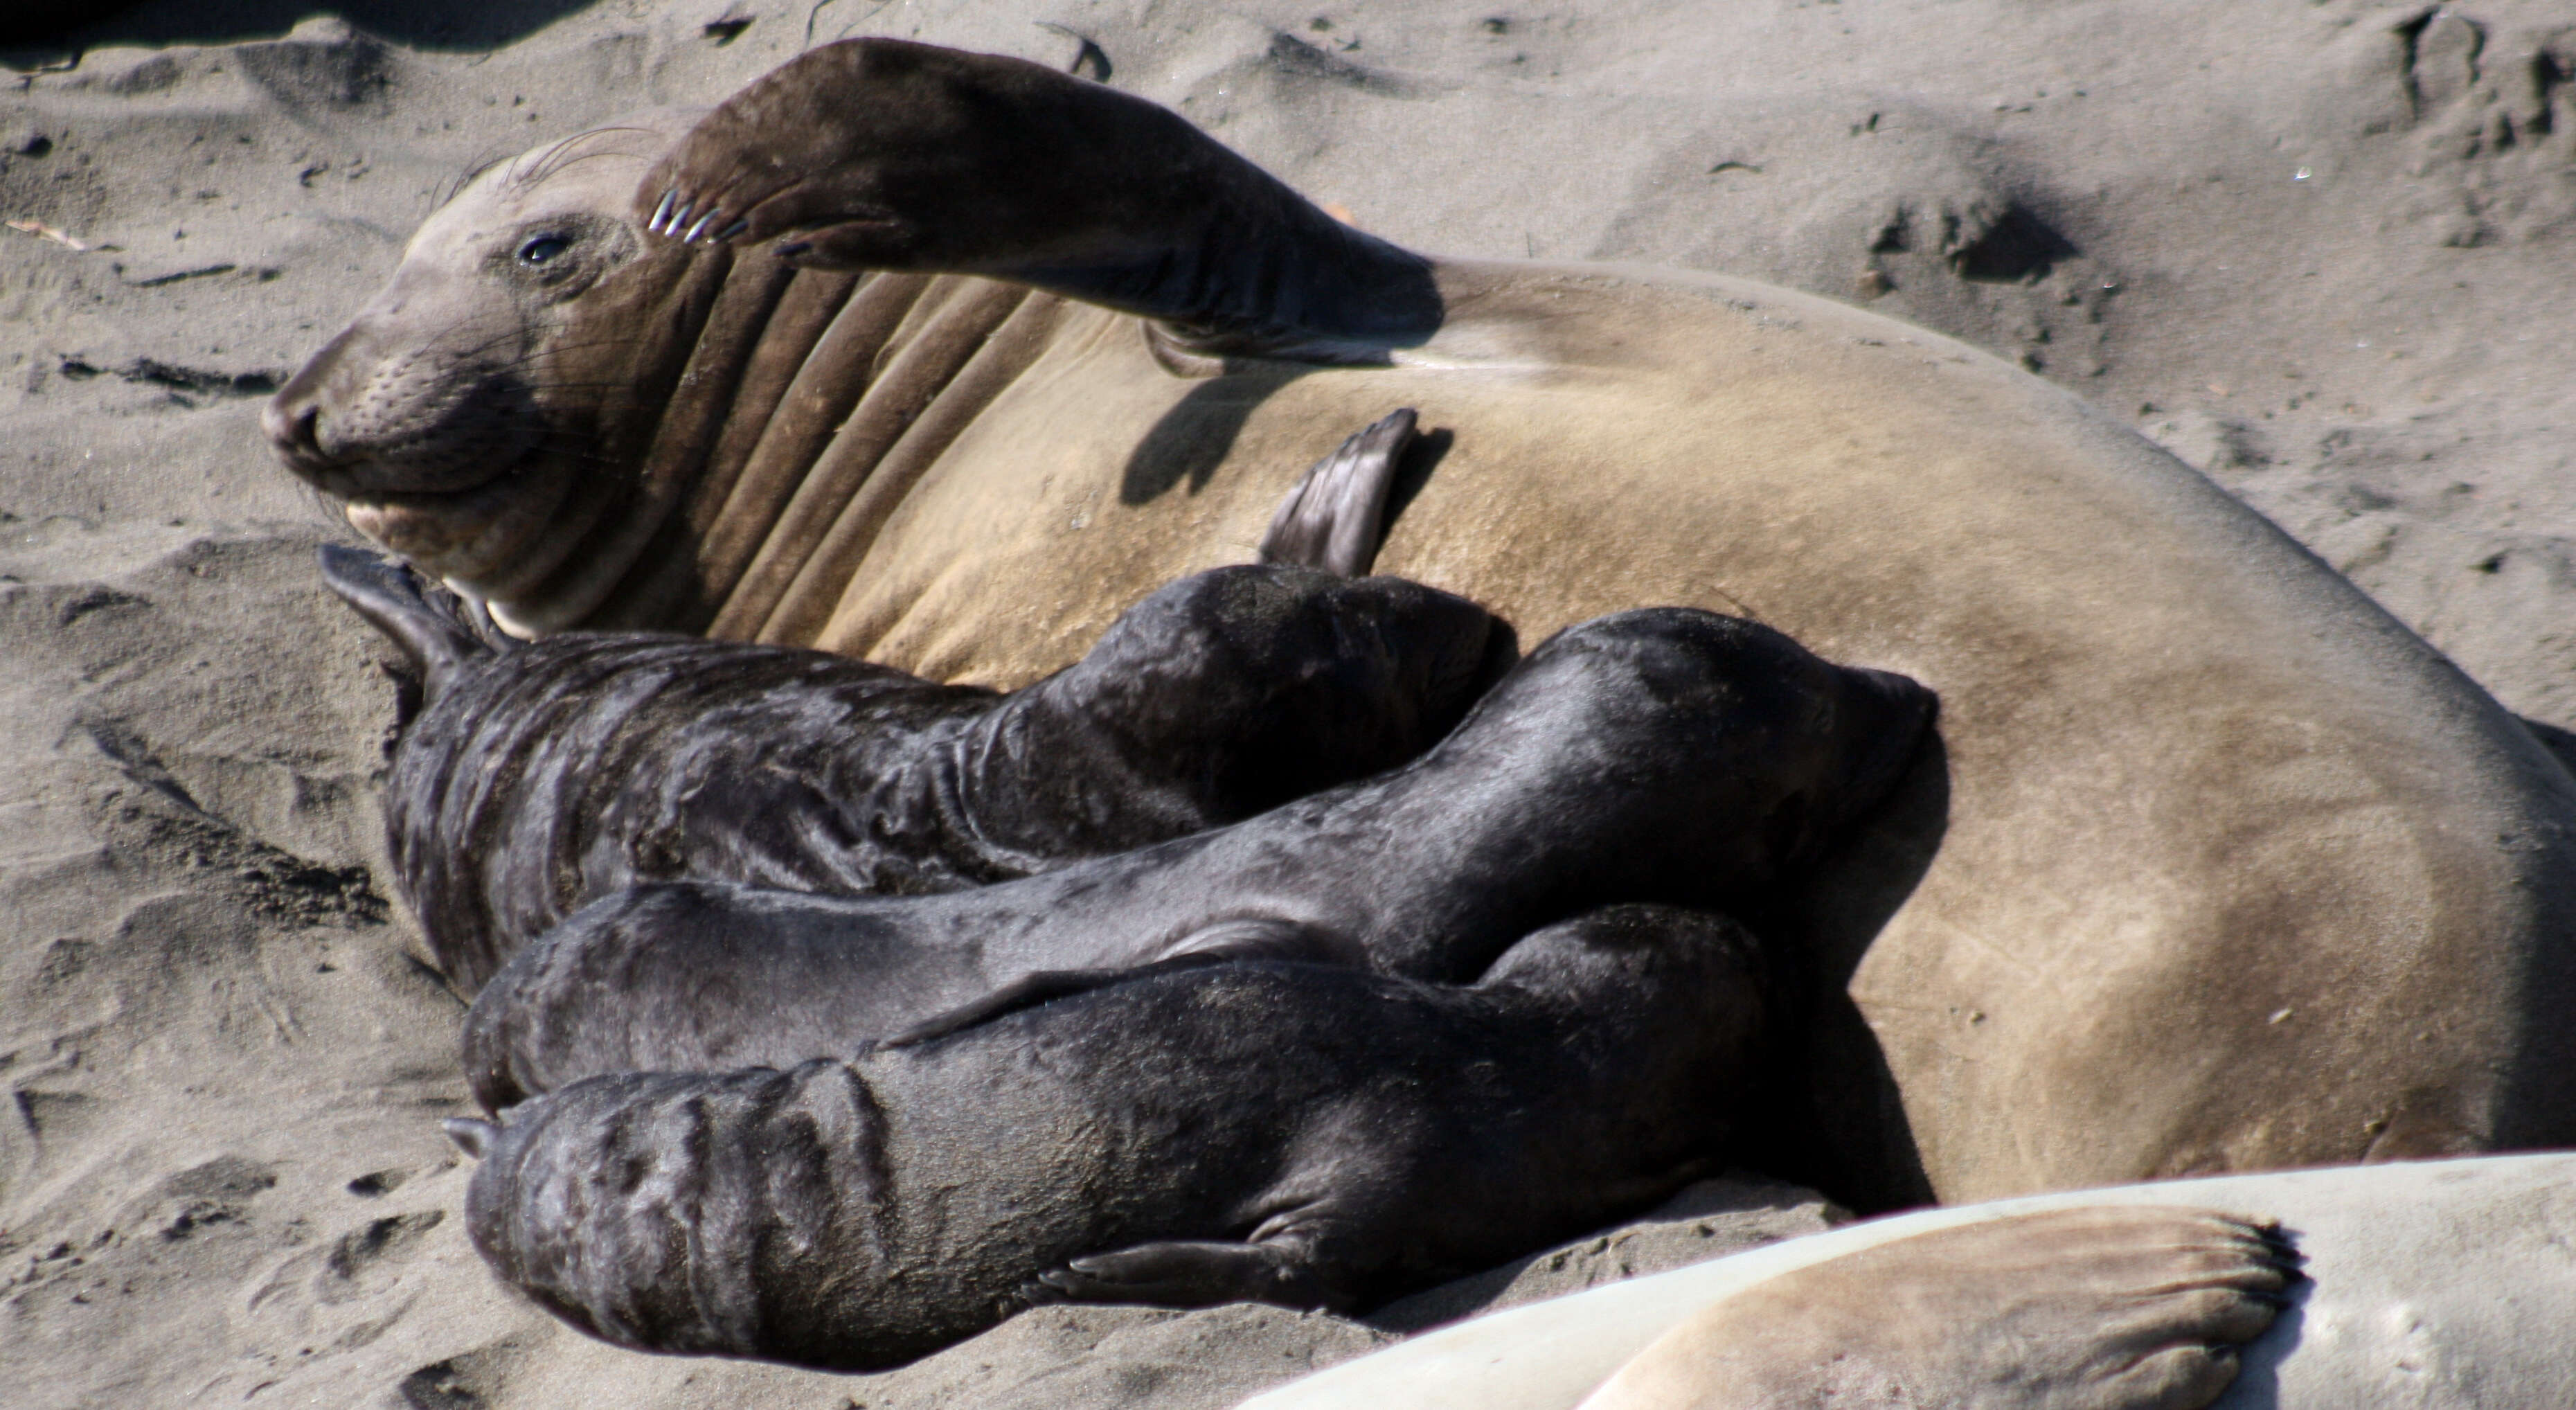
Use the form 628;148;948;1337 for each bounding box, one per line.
3;2;2570;1405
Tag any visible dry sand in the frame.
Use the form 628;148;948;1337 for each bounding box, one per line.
1;2;2570;1406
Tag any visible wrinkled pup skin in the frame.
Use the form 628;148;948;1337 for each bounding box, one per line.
463;607;1934;1109
450;905;1768;1370
328;411;1498;992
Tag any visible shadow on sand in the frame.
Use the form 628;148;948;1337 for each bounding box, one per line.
4;1;604;59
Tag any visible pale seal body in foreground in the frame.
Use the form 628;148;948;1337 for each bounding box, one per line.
449;905;1776;1370
268;40;2576;1205
456;607;1935;1112
1245;1153;2576;1410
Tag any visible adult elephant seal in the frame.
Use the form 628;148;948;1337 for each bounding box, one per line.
265;39;2576;1207
444;904;1785;1370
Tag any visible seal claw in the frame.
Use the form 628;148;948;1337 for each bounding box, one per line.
683;210;722;243
715;219;749;242
667;200;696;238
649;188;676;233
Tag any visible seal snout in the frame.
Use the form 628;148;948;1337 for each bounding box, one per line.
262;398;329;476
1841;666;1939;790
265;334;357;486
267;314;536;502
1805;665;1939;850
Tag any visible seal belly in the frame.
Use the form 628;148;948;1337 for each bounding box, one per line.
808;260;2576;1208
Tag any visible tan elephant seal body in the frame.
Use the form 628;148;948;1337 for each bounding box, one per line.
266;41;2576;1210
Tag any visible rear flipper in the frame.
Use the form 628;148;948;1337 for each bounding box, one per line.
316;544;510;704
1026;1238;1332;1312
1258;408;1415;577
1582;1206;2299;1410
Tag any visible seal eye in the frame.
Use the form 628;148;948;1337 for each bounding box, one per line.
516;235;572;266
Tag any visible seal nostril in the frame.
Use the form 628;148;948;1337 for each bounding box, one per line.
264;394;328;475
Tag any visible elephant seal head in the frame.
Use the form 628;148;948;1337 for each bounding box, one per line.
269;41;1447;639
264;114;718;634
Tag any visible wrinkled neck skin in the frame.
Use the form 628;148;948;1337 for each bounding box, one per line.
466;252;1054;639
469;148;1442;636
468;240;751;634
289;82;1457;639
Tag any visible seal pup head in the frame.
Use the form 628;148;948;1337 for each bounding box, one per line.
1446;609;1940;899
265;114;717;633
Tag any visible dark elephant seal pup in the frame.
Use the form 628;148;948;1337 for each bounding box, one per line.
446;904;1771;1370
460;609;1933;1112
325;412;1499;993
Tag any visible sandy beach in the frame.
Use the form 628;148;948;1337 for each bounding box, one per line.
2;2;2570;1404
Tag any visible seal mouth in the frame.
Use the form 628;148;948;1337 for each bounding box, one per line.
341;456;553;573
324;456;511;507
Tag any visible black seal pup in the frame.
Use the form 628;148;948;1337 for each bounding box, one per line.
445;904;1769;1370
328;412;1503;992
462;608;1934;1110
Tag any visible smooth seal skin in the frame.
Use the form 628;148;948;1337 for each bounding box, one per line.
1243;1154;2576;1410
445;905;1771;1371
267;38;2576;1206
323;415;1498;993
456;607;1931;1112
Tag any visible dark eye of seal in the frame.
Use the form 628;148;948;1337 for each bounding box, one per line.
516;234;572;266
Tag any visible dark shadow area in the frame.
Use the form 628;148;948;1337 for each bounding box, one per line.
1749;727;1951;1215
1359;1175;1833;1335
1;0;600;57
1951;203;2079;283
1120;366;1451;518
2517;715;2576;782
2220;1238;2309;1406
1376;425;1453;545
1119;362;1317;505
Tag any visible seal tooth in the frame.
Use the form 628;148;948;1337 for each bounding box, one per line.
716;220;749;242
650;189;676;233
683;211;722;243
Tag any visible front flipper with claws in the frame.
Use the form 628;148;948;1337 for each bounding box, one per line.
645;186;749;244
630;38;1442;354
